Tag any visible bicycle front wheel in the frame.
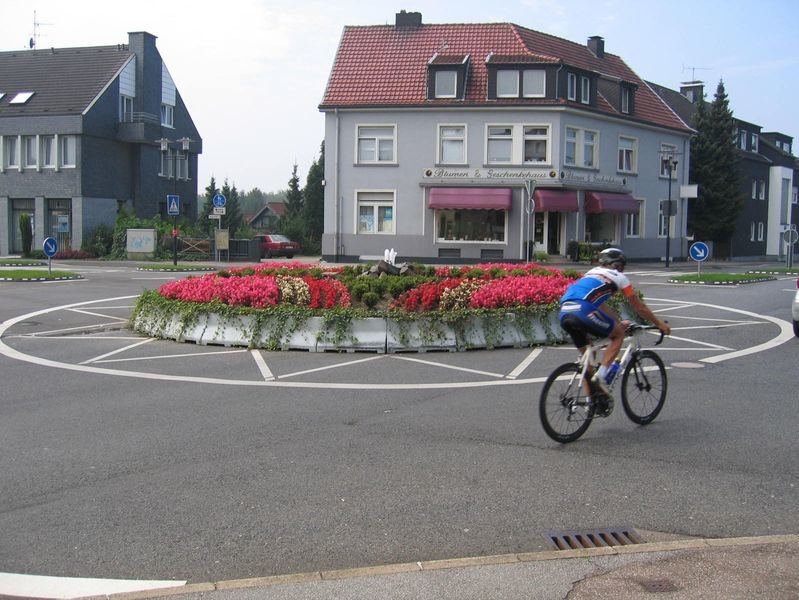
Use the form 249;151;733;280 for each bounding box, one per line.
539;363;595;443
621;350;667;425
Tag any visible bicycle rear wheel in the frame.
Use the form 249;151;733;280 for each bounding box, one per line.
539;363;595;443
621;350;667;425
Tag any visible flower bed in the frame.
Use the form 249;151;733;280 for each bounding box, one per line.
131;261;590;352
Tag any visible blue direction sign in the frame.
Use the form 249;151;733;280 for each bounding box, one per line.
43;236;58;257
689;241;710;262
213;193;227;208
167;194;180;216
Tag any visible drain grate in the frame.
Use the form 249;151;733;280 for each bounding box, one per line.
546;527;643;550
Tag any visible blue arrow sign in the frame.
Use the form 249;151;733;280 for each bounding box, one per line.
213;193;227;208
43;236;58;257
167;194;180;216
689;241;710;262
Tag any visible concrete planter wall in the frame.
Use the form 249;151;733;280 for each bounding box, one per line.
133;307;566;353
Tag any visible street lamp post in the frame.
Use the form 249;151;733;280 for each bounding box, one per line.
665;157;678;268
157;137;192;266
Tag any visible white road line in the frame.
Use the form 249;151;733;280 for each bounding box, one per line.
80;338;154;365
95;348;249;364
391;355;505;378
663;333;733;350
671;322;762;331
280;354;386;379
9;335;144;341
67;308;129;320
506;348;543;379
251;349;275;381
26;323;121;336
0;572;185;599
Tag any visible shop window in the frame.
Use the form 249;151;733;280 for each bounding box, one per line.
437;209;505;242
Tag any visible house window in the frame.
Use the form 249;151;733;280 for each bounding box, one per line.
523;125;549;163
120;95;134;122
751;179;758;199
357;191;395;234
357;125;396;163
486;125;513;163
658;200;673;237
522;70;546;98
618;136;637;172
580;76;590;104
750;221;756;242
437;209;506;242
42;135;56;167
751;133;759;152
758;179;766;200
793;186;797;204
497;70;519;97
659;144;677;178
160;103;174;128
23;136;38;168
4;136;19;168
438;125;466;164
435;71;457;98
60;135;76;167
567;73;577;101
739;129;747;149
564;126;598;168
625;208;641;238
621;87;630;114
757;222;764;241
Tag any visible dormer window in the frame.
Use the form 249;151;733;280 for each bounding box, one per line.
427;54;469;100
621;87;630;114
497;70;519;97
581;76;590;104
751;133;759;152
567;73;577;101
488;65;547;99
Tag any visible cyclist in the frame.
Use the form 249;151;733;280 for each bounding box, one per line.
559;248;671;397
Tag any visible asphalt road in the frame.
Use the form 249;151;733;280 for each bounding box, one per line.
0;260;796;592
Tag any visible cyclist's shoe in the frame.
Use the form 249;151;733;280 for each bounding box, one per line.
591;372;612;396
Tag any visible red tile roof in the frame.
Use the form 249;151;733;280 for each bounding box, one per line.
321;22;690;132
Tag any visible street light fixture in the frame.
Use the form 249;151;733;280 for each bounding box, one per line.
156;136;192;265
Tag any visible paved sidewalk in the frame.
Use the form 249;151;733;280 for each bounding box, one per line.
79;534;799;600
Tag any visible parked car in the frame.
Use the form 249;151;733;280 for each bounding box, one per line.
255;234;300;259
793;277;799;337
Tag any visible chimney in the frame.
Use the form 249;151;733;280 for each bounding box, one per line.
396;10;422;28
680;81;705;104
587;36;604;58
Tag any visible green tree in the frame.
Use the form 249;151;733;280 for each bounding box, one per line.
200;177;220;236
285;163;304;220
220;180;244;237
302;142;325;254
688;80;746;256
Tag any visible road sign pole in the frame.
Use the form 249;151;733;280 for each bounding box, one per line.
173;214;178;266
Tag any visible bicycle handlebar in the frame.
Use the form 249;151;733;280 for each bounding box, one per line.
626;322;667;346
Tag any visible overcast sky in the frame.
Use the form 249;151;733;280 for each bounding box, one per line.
3;0;798;194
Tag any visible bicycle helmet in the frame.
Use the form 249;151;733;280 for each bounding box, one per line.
597;247;627;269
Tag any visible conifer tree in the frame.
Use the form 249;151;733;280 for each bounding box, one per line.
285;163;304;219
302;142;325;253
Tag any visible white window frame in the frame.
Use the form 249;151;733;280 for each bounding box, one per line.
23;135;38;169
580;76;590;104
567;73;577;101
751;179;758;199
625;203;642;238
42;135;56;168
739;129;747;149
435;71;457;98
523;125;550;164
486;125;514;164
751;133;759;152
757;221;764;241
356;125;397;164
120;95;134;122
497;70;519;98
160;103;174;128
564;126;599;168
749;222;755;242
621;87;630;114
617;136;637;173
437;124;466;164
659;144;678;178
60;135;76;168
356;190;395;235
4;135;19;169
522;70;546;98
758;179;766;200
793;186;798;205
658;200;675;238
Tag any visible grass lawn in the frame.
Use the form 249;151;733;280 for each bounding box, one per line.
0;269;80;280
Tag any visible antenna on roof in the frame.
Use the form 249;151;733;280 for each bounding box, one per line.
681;64;711;81
29;10;53;49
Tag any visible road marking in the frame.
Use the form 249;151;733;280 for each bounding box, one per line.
280;354;386;379
506;348;543;379
251;349;275;381
80;338;154;364
0;572;185;599
391;354;505;378
67;308;129;320
95;348;249;363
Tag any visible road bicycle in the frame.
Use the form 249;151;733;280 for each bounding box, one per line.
539;323;667;443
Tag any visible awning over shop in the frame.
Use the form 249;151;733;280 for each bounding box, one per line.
585;191;640;214
532;189;579;212
428;187;512;210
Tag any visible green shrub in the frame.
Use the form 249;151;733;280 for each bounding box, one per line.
19;213;33;257
362;291;380;308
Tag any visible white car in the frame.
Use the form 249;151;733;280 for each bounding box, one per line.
793;277;799;337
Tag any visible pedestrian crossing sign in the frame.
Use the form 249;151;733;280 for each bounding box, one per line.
167;195;180;216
